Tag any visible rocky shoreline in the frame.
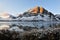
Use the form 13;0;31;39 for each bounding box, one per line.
0;27;60;40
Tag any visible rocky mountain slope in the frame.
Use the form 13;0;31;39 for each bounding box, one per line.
18;6;59;21
55;14;60;20
0;6;59;21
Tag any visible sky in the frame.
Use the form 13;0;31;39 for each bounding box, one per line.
0;0;60;16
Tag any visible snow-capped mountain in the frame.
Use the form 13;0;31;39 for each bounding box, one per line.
18;6;58;21
55;14;60;21
0;12;16;19
0;6;59;21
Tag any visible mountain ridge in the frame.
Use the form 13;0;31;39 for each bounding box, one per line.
18;6;59;21
0;6;60;21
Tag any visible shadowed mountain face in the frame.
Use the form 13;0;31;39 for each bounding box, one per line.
18;6;58;21
55;14;60;19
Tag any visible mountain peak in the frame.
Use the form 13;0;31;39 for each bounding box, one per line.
28;6;44;14
40;6;44;13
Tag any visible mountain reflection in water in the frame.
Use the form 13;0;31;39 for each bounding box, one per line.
0;22;60;30
0;22;60;40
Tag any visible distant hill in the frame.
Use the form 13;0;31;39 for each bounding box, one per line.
0;12;16;19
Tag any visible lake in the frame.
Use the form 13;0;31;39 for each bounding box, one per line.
0;21;60;30
0;21;60;40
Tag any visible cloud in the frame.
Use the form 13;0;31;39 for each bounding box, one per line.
0;12;10;18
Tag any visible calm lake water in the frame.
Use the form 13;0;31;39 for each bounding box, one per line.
0;21;60;29
0;22;60;40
